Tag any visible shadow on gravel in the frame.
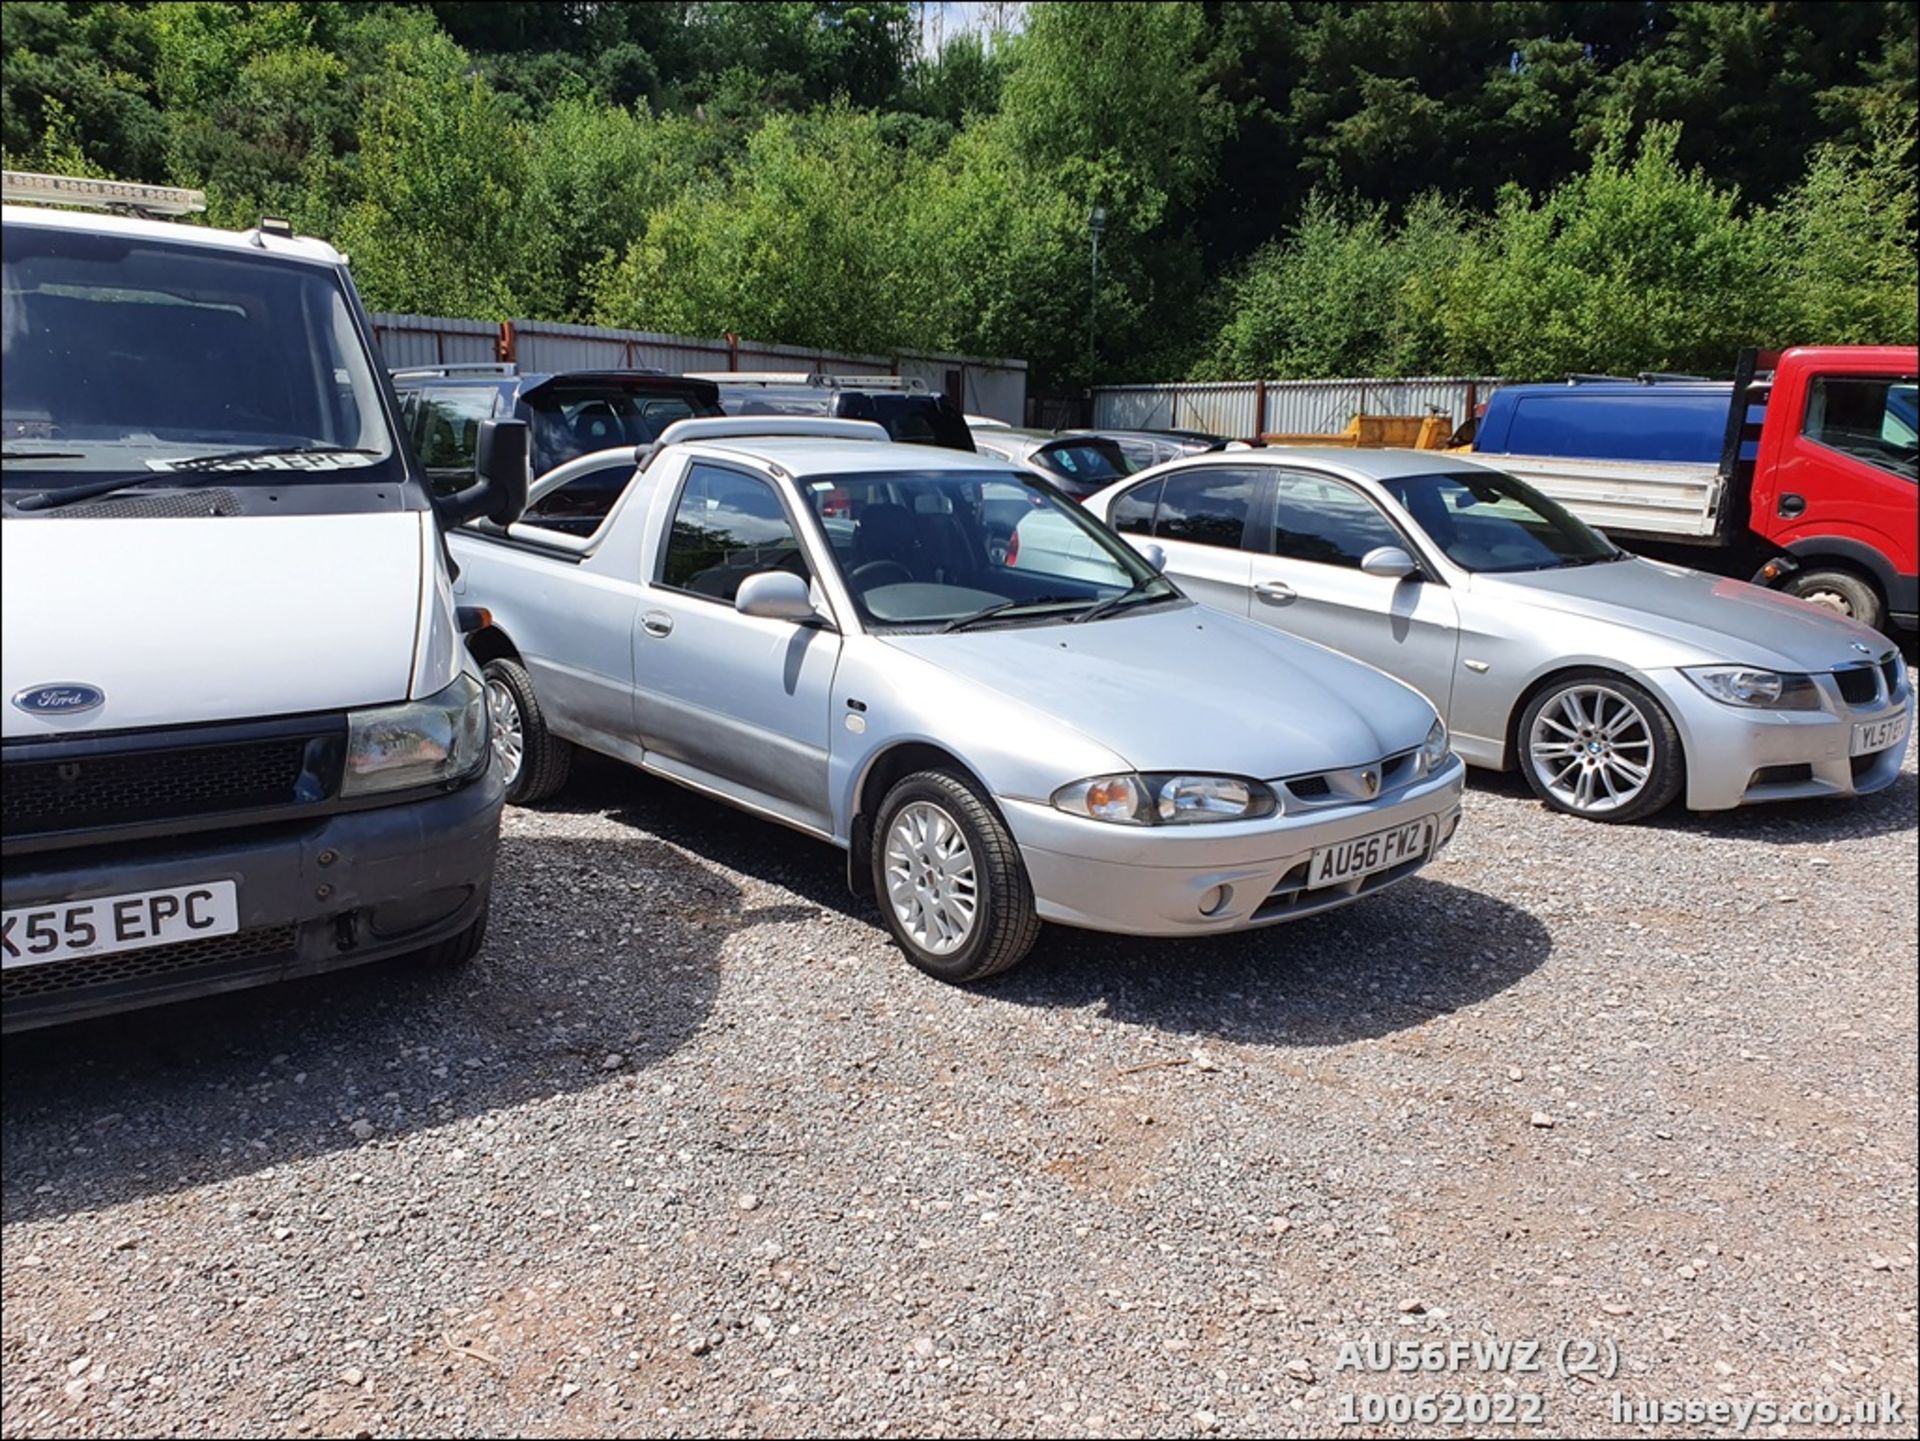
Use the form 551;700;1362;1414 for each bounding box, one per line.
556;753;861;920
0;828;787;1227
990;877;1552;1046
563;757;1550;1047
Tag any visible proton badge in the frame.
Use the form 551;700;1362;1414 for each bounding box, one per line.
11;683;106;716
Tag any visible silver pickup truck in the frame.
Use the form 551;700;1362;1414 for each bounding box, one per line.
448;418;1463;982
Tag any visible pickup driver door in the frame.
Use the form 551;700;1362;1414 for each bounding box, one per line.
635;461;840;836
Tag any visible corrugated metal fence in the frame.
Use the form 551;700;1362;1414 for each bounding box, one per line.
1091;376;1503;438
369;313;1029;425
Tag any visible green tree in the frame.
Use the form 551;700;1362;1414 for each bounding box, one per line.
1;2;166;178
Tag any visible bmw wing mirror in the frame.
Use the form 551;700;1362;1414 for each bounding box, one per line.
1360;545;1418;579
1141;543;1168;572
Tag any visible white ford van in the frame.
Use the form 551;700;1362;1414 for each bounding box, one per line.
1;173;527;1031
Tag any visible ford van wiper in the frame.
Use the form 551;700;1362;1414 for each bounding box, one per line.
11;474;197;512
939;595;1086;633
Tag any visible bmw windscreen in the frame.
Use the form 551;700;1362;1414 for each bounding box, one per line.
2;224;401;513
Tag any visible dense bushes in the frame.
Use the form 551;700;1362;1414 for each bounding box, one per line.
3;2;1914;387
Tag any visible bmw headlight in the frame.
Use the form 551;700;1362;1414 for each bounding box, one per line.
1682;665;1821;711
1418;717;1450;775
342;672;489;797
1052;773;1278;825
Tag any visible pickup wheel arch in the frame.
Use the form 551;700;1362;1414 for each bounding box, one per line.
846;742;994;898
466;624;520;668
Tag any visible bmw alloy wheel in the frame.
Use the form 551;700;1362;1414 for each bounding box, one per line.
1526;683;1654;815
883;800;979;956
485;675;524;786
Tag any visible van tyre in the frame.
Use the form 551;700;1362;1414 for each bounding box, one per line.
482;657;572;804
412;888;490;968
872;770;1041;983
1519;672;1684;823
1780;567;1884;632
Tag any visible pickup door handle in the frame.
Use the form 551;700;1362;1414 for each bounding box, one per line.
1254;580;1297;605
641;611;674;638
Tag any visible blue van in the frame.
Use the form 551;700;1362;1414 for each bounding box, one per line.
1473;381;1740;465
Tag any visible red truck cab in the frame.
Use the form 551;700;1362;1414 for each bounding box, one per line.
1747;346;1917;631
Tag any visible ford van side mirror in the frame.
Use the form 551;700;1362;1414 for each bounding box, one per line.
1360;545;1418;579
439;419;529;527
1141;543;1168;571
736;571;820;623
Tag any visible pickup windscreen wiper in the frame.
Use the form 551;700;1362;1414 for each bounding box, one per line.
1;449;84;460
1072;575;1179;624
939;595;1087;633
10;474;200;513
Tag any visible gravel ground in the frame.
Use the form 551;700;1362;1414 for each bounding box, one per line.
3;740;1915;1439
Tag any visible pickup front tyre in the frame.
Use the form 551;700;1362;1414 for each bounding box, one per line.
871;770;1042;983
1779;568;1884;632
482;658;572;805
1518;672;1684;823
411;887;491;968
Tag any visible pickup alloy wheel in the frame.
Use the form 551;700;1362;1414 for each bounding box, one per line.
1519;673;1683;823
480;657;573;805
872;770;1041;983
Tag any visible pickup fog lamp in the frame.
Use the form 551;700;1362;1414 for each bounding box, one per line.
342;672;489;796
1052;773;1277;825
1682;665;1821;711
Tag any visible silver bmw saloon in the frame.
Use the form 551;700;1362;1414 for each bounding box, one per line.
1086;449;1912;823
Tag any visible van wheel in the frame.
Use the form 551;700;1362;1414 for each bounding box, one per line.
412;888;490;968
482;658;572;804
871;770;1041;983
1519;673;1683;823
1780;568;1884;632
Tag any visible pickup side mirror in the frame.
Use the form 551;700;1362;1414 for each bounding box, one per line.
1360;545;1418;579
438;419;529;527
735;571;819;623
1140;542;1168;572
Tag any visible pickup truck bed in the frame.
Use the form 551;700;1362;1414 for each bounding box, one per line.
1485;454;1722;541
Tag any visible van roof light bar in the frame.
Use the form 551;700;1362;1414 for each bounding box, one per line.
3;170;206;217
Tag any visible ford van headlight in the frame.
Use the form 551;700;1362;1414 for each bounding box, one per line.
1682;665;1821;711
1052;773;1278;824
1417;718;1450;775
342;672;488;796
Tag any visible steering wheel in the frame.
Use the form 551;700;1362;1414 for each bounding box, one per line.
851;560;914;590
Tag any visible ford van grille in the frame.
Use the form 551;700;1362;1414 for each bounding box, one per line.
2;730;339;845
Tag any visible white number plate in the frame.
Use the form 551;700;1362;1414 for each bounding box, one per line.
1850;711;1909;757
1308;818;1436;889
2;881;239;970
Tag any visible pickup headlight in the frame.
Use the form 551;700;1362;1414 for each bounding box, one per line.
1682;665;1822;711
1418;717;1450;775
1052;773;1278;824
342;672;488;796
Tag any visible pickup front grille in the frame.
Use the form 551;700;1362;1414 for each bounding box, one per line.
1279;750;1418;808
2;730;337;844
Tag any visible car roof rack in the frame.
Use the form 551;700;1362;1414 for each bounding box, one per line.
389;362;519;381
3;169;206;218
